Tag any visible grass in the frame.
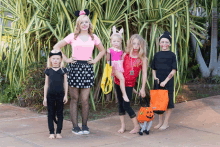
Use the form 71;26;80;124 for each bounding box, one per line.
196;93;209;98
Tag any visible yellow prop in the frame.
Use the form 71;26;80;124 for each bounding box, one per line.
101;54;112;94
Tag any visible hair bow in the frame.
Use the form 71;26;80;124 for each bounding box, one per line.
75;9;90;17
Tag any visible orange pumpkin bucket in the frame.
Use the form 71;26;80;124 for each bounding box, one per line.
150;80;169;114
137;97;154;123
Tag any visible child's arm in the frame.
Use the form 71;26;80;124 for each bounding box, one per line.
53;40;75;63
133;88;138;95
106;48;110;61
53;40;69;62
43;75;49;106
160;54;177;87
63;73;68;104
152;70;159;84
160;69;176;87
121;53;126;61
139;57;147;98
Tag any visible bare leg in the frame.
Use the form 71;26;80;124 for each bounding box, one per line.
80;88;91;126
129;117;140;134
118;115;126;133
159;109;172;130
49;134;55;139
69;86;80;127
114;70;129;102
154;114;163;129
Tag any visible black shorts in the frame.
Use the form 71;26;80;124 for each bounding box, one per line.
168;92;174;108
67;61;94;88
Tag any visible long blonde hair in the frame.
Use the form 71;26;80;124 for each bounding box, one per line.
125;34;147;59
74;15;94;40
47;50;64;68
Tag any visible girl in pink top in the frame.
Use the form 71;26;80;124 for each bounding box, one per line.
106;26;129;102
53;9;105;135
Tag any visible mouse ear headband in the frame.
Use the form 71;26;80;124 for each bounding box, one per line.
112;26;123;37
74;9;90;17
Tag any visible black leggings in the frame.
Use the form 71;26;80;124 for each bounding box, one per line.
115;84;136;118
47;93;64;134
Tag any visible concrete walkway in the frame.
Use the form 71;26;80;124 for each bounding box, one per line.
0;95;220;147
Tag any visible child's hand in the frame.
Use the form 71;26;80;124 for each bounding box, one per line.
67;57;76;64
154;77;159;84
160;81;166;87
123;97;130;102
43;99;47;106
63;96;68;104
133;88;138;95
87;57;96;64
139;88;146;98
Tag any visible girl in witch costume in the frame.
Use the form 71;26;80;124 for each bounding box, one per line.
151;31;177;130
44;50;68;139
53;9;105;135
114;34;148;134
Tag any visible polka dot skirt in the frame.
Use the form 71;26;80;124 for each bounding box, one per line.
67;61;94;88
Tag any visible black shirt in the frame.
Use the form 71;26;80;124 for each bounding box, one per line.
45;68;68;94
151;51;177;91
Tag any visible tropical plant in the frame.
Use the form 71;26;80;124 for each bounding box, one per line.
0;0;205;110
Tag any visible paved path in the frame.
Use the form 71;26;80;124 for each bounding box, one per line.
0;96;220;147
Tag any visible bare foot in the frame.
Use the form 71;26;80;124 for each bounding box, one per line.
159;124;169;130
49;134;55;139
56;134;62;139
129;126;140;134
154;123;163;129
118;126;126;133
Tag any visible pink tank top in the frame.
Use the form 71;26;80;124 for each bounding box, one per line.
109;48;123;61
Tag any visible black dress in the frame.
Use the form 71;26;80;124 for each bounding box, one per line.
44;68;67;134
151;51;177;108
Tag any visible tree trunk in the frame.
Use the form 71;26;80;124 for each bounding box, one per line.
190;33;210;77
210;0;218;75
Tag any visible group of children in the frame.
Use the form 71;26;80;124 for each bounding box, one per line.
44;9;177;139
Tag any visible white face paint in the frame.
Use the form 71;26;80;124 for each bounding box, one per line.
132;38;140;52
160;38;171;51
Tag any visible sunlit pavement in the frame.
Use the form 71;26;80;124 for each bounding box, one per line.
0;95;220;147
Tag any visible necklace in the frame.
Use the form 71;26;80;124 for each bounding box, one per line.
130;57;137;75
52;67;60;68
